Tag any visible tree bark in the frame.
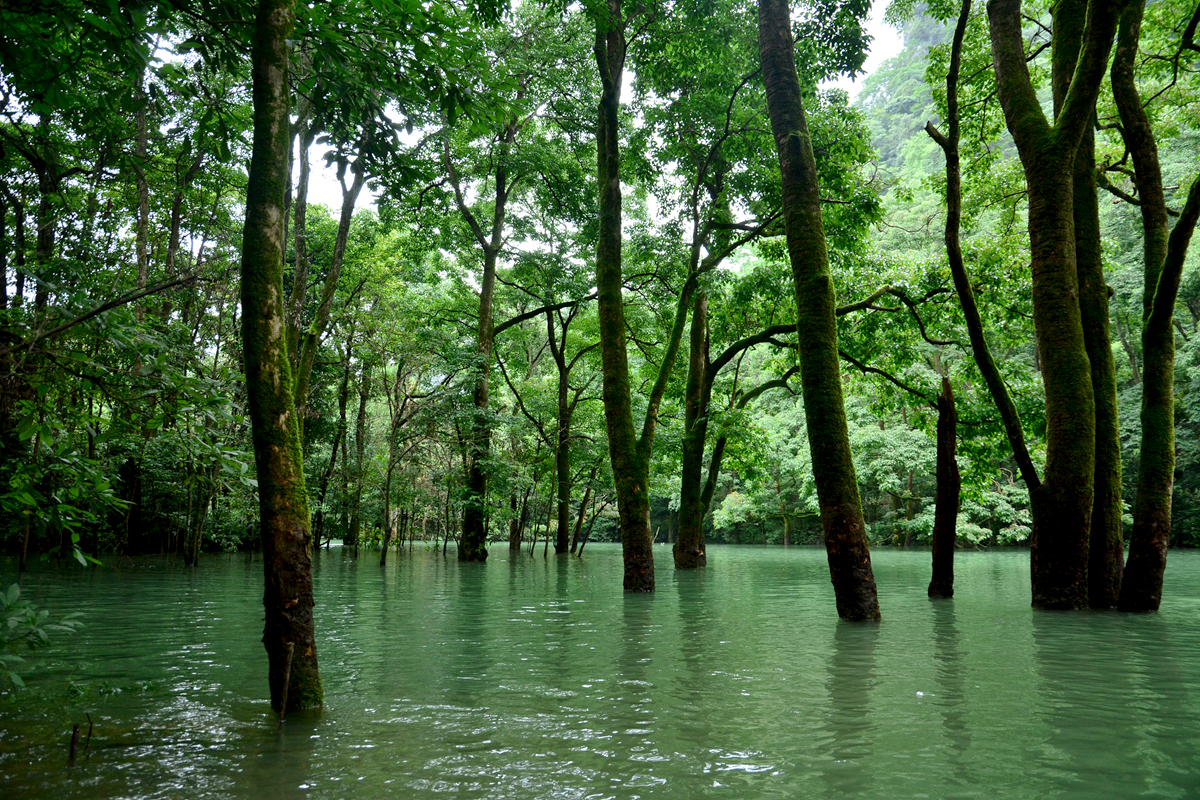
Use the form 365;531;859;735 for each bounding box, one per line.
1051;0;1123;609
987;0;1118;608
675;289;710;568
758;0;880;620
929;378;961;598
1113;1;1200;612
347;360;370;554
593;0;655;591
1121;174;1200;611
240;0;321;712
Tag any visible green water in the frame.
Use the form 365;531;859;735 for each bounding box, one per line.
1;545;1198;799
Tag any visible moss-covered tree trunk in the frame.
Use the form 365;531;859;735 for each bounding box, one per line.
593;0;654;591
758;0;880;621
1113;0;1200;612
459;246;496;562
240;0;321;713
928;378;960;598
1050;0;1123;609
675;289;710;569
987;0;1118;609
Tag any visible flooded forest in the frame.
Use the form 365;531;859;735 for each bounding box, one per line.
1;0;1199;796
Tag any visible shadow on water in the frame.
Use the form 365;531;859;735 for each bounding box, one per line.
818;620;879;797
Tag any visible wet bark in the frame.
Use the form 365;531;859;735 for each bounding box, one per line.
675;289;710;569
346;361;370;554
594;0;654;591
240;0;321;712
1113;1;1200;612
929;378;961;599
759;0;880;620
1051;0;1123;608
987;0;1118;608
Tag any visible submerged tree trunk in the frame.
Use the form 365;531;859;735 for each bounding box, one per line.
675;289;710;569
240;0;321;712
758;0;879;621
987;0;1117;609
593;0;655;591
1051;0;1123;609
929;378;960;598
1113;0;1200;612
347;362;370;555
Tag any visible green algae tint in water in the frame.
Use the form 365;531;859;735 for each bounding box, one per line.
1;545;1199;800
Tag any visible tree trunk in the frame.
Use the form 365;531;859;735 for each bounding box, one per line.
593;0;655;591
675;289;710;568
1113;1;1200;612
347;361;370;554
240;0;321;712
758;0;879;620
550;310;573;555
1051;0;1123;609
134;69;150;320
928;378;961;598
987;0;1118;609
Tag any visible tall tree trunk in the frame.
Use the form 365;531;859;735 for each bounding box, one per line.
1050;0;1123;609
675;289;710;568
593;0;655;591
292;140;367;430
240;0;321;712
134;69;150;321
758;0;880;620
1113;1;1200;612
927;0;1041;492
347;361;370;554
547;308;576;555
929;378;961;598
445;123;515;563
987;0;1118;609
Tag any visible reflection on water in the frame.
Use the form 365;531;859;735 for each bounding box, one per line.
2;546;1199;799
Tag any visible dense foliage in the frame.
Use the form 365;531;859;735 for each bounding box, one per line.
0;0;1197;576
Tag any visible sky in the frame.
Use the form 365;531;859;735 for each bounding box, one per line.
303;3;905;211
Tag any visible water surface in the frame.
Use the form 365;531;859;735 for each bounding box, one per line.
2;545;1198;799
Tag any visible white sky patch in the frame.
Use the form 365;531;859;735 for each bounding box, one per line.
822;2;905;100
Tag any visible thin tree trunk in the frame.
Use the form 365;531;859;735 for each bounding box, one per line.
347;361;370;555
676;289;710;568
571;465;598;554
759;0;879;620
134;69;150;320
241;0;321;712
926;0;1040;492
929;378;961;598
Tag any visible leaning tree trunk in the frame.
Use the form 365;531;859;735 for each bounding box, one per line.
987;0;1118;609
758;0;880;621
240;0;321;713
593;0;655;592
928;378;961;598
1051;0;1123;609
1113;0;1200;612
